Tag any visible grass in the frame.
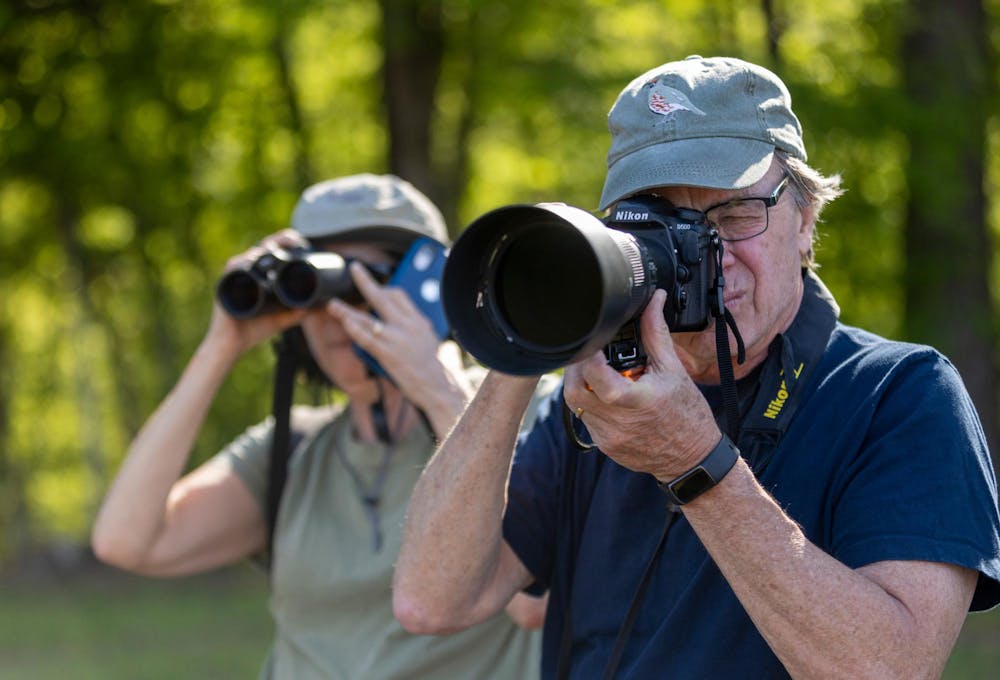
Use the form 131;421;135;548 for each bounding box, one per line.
944;608;1000;679
0;564;273;679
0;562;997;678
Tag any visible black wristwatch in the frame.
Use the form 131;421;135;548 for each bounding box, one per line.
659;435;740;506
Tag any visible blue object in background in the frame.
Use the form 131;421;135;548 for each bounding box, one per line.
355;237;450;377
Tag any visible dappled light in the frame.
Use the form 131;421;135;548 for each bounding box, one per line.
0;0;998;675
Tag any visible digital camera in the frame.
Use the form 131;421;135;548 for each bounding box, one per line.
441;195;717;375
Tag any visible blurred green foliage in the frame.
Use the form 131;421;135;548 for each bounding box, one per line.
0;0;997;561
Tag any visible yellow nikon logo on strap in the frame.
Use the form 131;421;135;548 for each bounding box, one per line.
763;362;805;420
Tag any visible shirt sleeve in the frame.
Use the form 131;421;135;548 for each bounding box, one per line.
829;348;1000;611
211;405;336;512
212;416;275;512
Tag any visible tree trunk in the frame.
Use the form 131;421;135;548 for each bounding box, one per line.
273;20;315;190
0;322;31;565
377;0;445;204
761;0;783;65
901;0;998;471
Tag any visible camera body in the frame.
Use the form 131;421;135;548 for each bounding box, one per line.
440;195;717;376
600;195;714;372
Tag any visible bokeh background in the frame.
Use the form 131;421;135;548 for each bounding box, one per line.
1;0;998;677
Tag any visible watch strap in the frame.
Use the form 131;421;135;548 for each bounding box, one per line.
658;434;740;505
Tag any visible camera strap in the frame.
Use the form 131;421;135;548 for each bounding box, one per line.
709;237;746;442
592;238;743;679
266;328;303;565
735;270;838;474
599;501;679;680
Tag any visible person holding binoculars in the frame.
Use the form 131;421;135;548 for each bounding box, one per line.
393;57;1000;678
92;174;547;679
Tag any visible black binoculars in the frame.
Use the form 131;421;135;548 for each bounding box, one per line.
216;248;392;319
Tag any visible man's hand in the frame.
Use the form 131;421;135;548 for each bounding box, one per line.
562;288;720;481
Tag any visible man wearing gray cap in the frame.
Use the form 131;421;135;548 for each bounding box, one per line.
394;57;1000;678
92;174;548;679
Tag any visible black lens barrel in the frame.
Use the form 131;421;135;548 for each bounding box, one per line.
441;203;658;375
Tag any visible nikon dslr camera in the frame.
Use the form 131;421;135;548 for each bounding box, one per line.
440;195;716;375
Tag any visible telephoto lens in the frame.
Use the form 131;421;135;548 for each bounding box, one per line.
442;203;656;375
441;198;714;375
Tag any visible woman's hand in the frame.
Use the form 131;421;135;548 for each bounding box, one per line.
327;262;475;436
205;229;309;360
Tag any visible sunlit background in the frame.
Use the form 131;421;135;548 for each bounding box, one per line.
1;0;998;676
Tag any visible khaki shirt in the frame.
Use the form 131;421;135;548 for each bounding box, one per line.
217;374;559;679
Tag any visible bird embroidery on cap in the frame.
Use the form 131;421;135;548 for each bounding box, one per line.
646;80;705;117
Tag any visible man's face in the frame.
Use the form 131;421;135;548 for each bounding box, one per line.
652;159;814;381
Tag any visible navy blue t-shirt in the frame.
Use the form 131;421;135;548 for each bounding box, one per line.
503;323;1000;679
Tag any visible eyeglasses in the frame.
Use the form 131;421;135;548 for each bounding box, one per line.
702;174;791;242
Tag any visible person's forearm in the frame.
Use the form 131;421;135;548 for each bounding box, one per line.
91;335;238;569
417;368;475;442
683;461;962;680
394;370;538;631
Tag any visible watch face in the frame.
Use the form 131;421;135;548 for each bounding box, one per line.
670;467;713;504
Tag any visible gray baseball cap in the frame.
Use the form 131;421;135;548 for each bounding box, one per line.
291;173;449;253
599;56;806;210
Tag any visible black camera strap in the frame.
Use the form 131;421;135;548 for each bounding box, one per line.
599;501;679;680
709;235;746;442
593;238;743;679
266;328;302;564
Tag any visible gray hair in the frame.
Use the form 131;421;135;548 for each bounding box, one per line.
774;150;844;268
